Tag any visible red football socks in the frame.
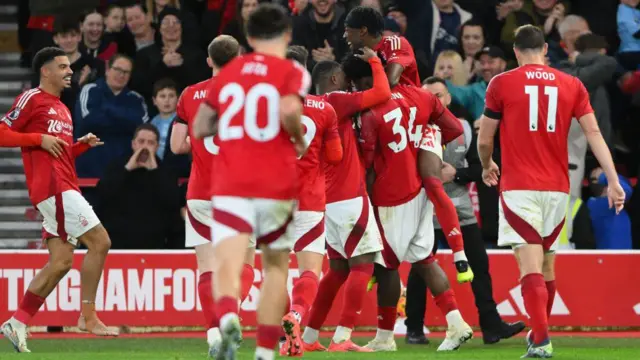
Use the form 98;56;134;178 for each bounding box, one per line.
422;176;464;255
240;264;254;304
377;306;397;331
339;263;374;328
521;273;549;344
198;272;218;328
545;280;556;318
307;269;348;329
434;289;459;316
256;324;282;349
13;290;45;325
215;296;238;322
291;271;319;320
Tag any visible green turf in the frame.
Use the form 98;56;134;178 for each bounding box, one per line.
0;337;639;359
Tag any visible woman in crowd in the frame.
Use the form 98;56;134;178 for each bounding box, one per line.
458;19;485;83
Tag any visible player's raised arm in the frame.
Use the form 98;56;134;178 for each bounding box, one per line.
356;48;392;110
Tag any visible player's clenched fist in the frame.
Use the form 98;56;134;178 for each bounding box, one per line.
607;181;626;214
40;135;68;158
482;160;500;187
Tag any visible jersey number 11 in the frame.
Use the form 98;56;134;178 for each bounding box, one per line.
525;85;558;133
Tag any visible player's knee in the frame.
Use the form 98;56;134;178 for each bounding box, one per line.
261;248;290;271
81;224;111;254
51;254;73;276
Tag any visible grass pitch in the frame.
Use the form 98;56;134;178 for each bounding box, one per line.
0;336;639;359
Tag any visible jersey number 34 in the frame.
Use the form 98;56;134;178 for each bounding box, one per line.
384;107;421;153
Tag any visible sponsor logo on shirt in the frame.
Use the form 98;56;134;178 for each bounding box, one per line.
47;119;73;136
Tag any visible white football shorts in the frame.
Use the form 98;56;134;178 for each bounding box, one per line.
292;210;325;255
37;190;100;246
325;195;383;260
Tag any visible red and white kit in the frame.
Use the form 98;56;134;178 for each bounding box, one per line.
175;78;219;247
484;64;594;251
2;88;99;246
374;35;421;87
322;91;382;260
204;53;311;249
359;93;434;268
293;95;339;254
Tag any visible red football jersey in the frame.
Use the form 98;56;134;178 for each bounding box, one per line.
204;53;311;199
176;78;219;201
359;97;422;207
394;85;461;145
298;95;339;211
484;64;594;193
322;91;367;203
2;88;80;205
374;35;420;87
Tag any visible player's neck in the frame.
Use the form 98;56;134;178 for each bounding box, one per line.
518;56;546;67
367;36;382;49
38;82;62;98
253;42;287;59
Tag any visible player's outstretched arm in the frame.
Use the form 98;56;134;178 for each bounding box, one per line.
192;103;218;140
477;116;500;187
578;113;625;213
170;121;191;154
280;94;306;156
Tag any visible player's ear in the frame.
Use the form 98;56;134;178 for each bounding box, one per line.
206;57;213;69
543;43;549;56
360;26;368;38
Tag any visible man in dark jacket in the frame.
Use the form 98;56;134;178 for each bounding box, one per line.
96;124;184;249
131;7;209;110
75;54;149;178
292;0;349;71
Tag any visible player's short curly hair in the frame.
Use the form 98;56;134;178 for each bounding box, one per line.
345;6;384;37
32;47;67;75
246;3;292;40
341;54;372;82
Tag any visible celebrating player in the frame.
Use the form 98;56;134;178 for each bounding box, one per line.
344;57;473;352
478;25;624;358
192;4;310;360
299;48;390;352
343;6;420;87
0;47;116;353
345;5;471;281
170;35;257;357
279;46;343;357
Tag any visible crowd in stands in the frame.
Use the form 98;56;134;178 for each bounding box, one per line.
15;0;640;250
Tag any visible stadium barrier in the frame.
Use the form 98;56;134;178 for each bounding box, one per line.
1;250;639;329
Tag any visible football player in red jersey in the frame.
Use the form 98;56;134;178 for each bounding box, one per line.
478;25;624;358
192;4;310;360
278;46;343;357
0;47;117;353
299;48;390;353
344;6;420;87
170;35;257;357
344;56;473;352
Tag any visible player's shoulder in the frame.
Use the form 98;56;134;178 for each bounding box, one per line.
182;78;213;98
304;94;335;115
382;35;409;49
14;88;48;109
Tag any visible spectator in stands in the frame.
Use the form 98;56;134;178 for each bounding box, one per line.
75;54;149;178
103;4;137;59
150;78;191;177
125;2;156;51
104;4;126;34
447;46;506;120
588;167;633;249
385;4;408;34
292;0;349;71
133;7;209;109
557;15;591;57
96;124;185;249
500;0;569;63
222;0;260;53
617;0;640;71
383;16;402;37
146;0;201;46
459;19;485;82
433;50;469;86
53;19;99;119
431;0;473;64
79;10;118;69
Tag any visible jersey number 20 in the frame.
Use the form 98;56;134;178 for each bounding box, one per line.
218;83;280;142
525;85;558;133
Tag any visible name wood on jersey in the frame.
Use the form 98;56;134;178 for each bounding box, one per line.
526;71;556;80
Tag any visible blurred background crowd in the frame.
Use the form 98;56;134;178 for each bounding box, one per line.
6;0;640;250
